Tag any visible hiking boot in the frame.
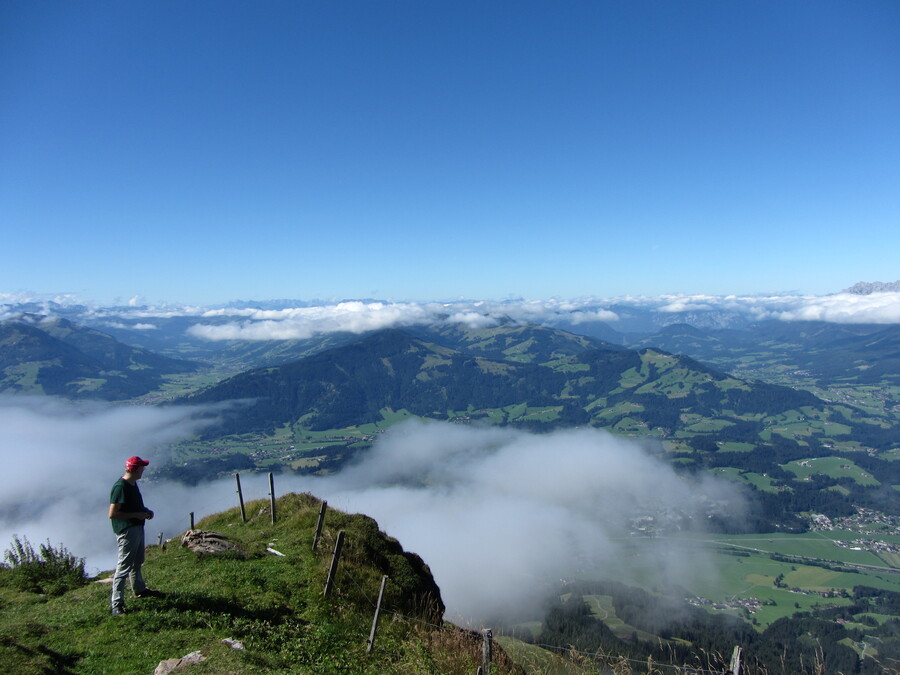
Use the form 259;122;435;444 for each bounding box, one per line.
135;589;164;598
111;605;126;616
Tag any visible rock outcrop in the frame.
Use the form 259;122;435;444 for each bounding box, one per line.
180;530;247;558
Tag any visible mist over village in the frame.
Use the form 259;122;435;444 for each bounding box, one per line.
3;1;900;673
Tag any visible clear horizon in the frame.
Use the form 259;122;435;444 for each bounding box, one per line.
4;288;900;339
2;2;899;305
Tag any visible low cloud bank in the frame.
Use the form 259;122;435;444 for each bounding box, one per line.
307;420;740;623
4;291;900;341
183;293;900;340
656;292;900;323
0;399;742;625
189;301;438;340
0;396;230;574
128;293;900;340
185;299;621;340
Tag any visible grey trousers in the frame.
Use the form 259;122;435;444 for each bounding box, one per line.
111;525;146;608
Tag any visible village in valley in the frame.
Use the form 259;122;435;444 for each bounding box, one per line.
810;507;900;558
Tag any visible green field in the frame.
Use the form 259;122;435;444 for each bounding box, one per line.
575;534;900;630
782;457;881;486
718;441;756;453
707;467;781;492
582;594;657;641
708;531;899;565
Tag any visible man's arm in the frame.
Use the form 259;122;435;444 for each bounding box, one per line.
108;503;153;520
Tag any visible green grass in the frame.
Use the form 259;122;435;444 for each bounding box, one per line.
707;467;781;494
709;532;891;567
782;457;881;486
592;401;644;421
583;595;656;641
683;419;734;432
718;442;756;453
495;635;582;675
608;534;900;629
0;494;519;675
0;363;43;393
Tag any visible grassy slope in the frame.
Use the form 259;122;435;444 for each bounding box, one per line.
0;493;521;675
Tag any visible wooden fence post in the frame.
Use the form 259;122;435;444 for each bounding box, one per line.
268;472;276;524
235;473;246;523
156;532;163;547
189;511;194;530
312;500;328;551
482;628;492;675
323;530;345;597
730;645;742;675
366;575;389;653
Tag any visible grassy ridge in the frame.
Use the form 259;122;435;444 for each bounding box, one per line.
0;493;522;675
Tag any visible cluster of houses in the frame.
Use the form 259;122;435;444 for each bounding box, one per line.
688;595;763;614
809;506;899;535
807;507;900;557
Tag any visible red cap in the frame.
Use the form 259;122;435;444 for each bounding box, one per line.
125;456;150;470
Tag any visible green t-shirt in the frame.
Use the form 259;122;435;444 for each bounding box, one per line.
109;478;147;535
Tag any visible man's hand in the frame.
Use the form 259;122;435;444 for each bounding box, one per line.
109;504;154;521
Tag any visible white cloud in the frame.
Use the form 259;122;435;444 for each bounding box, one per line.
183;298;622;341
636;292;900;324
100;321;159;331
181;293;900;341
300;419;740;624
568;308;621;324
88;305;209;320
758;292;900;324
188;301;438;340
6;290;900;343
444;311;500;330
0;396;222;574
0;401;740;626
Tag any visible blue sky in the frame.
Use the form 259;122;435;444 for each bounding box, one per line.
2;1;899;306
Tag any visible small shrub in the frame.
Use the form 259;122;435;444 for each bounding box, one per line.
2;535;89;595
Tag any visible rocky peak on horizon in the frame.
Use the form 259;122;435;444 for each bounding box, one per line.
843;280;900;294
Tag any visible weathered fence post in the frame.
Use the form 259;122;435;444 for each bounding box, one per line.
323;530;345;597
312;500;328;551
482;628;492;675
730;645;742;675
235;473;246;523
268;472;276;524
156;532;163;547
366;575;389;653
189;511;194;530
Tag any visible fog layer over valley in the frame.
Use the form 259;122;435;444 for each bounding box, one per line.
311;419;743;623
0;397;743;625
0;396;232;571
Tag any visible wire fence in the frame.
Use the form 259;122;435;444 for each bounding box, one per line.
313;512;743;674
171;477;747;675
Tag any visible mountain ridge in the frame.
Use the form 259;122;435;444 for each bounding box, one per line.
0;315;200;400
185;324;847;454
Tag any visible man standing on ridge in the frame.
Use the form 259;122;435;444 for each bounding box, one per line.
108;455;162;615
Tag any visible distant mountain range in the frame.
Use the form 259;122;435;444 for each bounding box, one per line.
0;315;199;399
843;280;900;294
629;321;900;386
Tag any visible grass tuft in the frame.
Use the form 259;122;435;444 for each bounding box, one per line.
1;535;89;596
